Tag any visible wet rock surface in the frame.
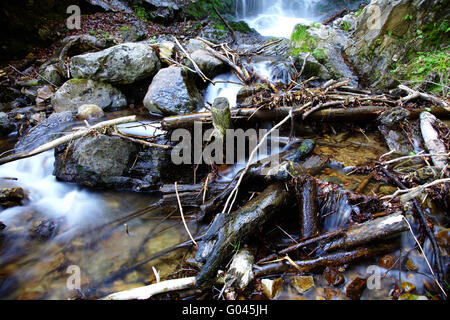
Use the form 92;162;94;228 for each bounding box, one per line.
143;66;204;115
70;42;161;85
0;187;25;208
53;133;172;191
188;50;228;79
14;111;75;154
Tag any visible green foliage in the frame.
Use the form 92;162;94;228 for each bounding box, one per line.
185;0;234;20
134;6;148;23
419;19;449;47
229;21;252;33
393;49;449;97
290;25;328;63
290;24;315;53
312;48;327;63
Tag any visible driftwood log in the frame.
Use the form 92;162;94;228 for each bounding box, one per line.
259;212;408;264
161;106;450;130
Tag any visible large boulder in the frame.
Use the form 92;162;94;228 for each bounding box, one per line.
143;66;204;115
53;133;170;191
51;79;127;113
70;42;161;85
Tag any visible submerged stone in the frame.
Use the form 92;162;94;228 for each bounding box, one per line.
261;278;283;299
291;275;315;293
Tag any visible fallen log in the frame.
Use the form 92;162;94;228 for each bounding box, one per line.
211;97;232;141
0;116;137;165
258;212;407;263
195;183;290;286
254;243;397;277
420;112;448;169
322;212;407;252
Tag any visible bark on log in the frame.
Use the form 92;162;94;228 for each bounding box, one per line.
195;183;290;286
323;212;407;252
259;212;407;263
254;243;396;277
420;112;448;169
161;106;450;130
399;85;449;111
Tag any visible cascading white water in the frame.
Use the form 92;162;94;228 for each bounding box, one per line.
236;0;321;37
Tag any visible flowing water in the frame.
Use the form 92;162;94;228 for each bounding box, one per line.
235;0;321;37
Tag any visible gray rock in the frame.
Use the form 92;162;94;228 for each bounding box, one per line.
53;134;170;191
120;25;147;42
86;0;133;13
143;0;180;10
52;79;127;113
189;50;228;79
77;104;105;120
41;65;64;86
143;66;204;115
15;111;74;154
54;134;138;187
294;52;331;80
185;39;209;53
70;42;161;85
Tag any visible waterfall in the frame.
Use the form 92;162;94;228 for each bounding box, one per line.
236;0;321;19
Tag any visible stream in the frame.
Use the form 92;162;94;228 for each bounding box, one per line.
0;0;447;300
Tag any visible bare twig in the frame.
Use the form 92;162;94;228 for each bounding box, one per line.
402;215;447;298
223;107;296;213
0;116;137;165
172;36;212;84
